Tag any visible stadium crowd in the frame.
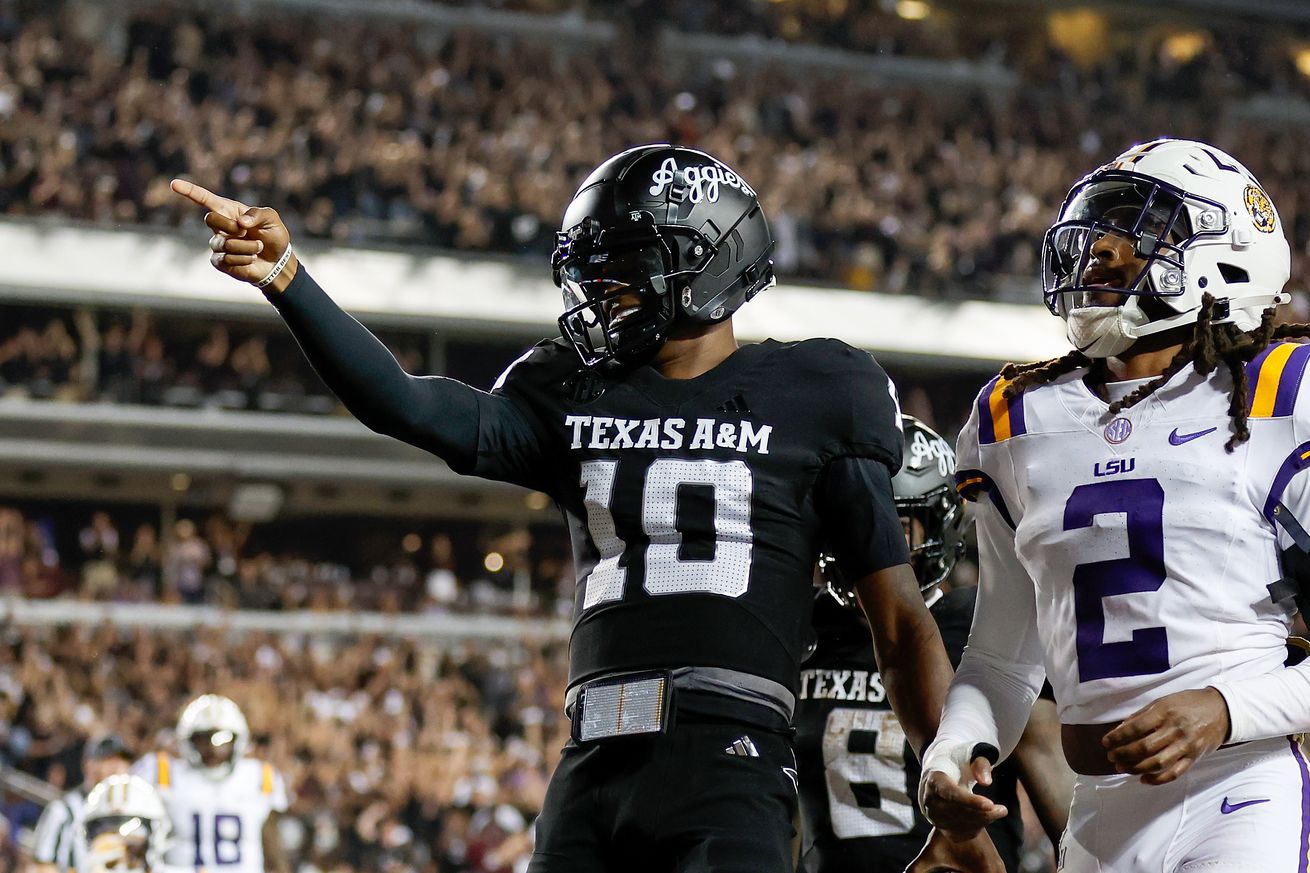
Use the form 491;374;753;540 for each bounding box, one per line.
0;622;568;873
0;304;548;411
4;2;1310;302
0;306;347;411
4;2;1309;873
0;504;573;617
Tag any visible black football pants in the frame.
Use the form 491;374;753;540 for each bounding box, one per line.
529;716;798;873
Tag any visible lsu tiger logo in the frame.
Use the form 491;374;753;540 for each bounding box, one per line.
1244;184;1277;233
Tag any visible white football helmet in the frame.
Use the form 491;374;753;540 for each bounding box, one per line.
1042;138;1291;358
82;775;172;873
176;694;249;780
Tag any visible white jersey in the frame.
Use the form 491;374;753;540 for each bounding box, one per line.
955;347;1310;727
131;753;288;873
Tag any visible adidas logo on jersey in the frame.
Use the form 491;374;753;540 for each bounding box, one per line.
724;736;759;757
717;394;751;415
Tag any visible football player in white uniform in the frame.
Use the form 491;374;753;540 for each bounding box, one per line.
918;139;1310;870
133;695;289;873
80;775;180;873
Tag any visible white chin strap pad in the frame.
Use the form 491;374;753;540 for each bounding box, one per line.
1066;305;1141;358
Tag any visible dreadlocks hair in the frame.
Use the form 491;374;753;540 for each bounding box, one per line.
1001;294;1310;452
1000;352;1092;399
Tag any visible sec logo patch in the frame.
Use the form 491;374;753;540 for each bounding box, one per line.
1104;417;1132;444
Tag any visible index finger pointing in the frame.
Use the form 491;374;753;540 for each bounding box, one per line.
171;179;242;217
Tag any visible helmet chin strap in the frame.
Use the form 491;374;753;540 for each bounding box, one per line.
1066;290;1291;359
1066;304;1146;359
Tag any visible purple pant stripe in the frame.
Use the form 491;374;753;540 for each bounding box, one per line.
1290;737;1310;873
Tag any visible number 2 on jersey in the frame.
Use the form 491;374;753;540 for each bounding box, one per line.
1063;478;1170;681
579;458;754;610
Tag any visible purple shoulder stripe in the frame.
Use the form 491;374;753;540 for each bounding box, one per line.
976;375;1001;445
1274;344;1310;418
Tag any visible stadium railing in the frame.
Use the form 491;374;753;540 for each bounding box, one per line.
111;0;617;43
0;766;60;808
1;764;59;855
0;597;570;641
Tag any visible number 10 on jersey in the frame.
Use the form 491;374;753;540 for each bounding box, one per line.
579;458;755;610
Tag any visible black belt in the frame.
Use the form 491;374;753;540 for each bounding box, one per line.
567;667;796;742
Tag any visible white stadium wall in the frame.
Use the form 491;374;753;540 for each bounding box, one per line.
1;220;1069;366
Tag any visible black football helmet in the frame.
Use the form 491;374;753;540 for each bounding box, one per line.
552;144;775;367
893;415;968;592
822;415;969;605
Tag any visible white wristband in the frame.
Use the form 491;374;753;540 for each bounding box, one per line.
256;246;293;289
918;739;981;810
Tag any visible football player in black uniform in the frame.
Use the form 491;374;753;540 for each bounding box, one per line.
796;416;1074;872
174;144;1002;871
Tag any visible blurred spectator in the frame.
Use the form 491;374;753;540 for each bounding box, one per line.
0;815;20;873
424;534;460;613
77;512;119;599
0;510;23;595
166;518;211;604
125;523;162;600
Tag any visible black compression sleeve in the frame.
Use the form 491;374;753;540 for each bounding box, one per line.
265;267;484;469
819;455;912;579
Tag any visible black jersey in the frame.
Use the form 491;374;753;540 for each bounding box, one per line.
467;337;904;698
795;587;1025;872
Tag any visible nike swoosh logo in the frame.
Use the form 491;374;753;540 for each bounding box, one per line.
1169;426;1217;446
1220;797;1271;814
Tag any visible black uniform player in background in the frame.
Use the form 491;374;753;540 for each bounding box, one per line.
796;417;1073;873
175;144;1004;871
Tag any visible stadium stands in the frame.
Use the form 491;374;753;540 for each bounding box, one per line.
4;1;1310;302
4;2;1310;871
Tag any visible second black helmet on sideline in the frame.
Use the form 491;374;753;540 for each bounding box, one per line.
893;415;969;592
552;144;775;368
821;415;969;604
